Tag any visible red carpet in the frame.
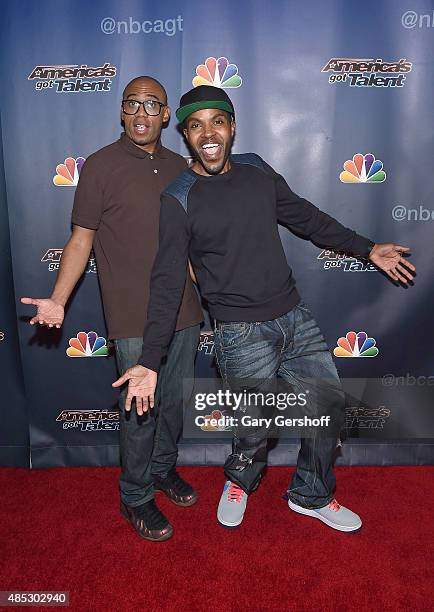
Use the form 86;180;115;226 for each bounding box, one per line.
1;466;433;611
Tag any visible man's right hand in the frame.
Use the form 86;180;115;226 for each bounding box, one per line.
20;297;65;328
112;365;158;415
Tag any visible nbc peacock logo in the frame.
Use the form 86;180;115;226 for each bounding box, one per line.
193;57;242;88
333;331;379;358
53;156;86;186
66;331;109;357
339;153;386;183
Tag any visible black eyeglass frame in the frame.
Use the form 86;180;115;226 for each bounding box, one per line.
121;99;166;116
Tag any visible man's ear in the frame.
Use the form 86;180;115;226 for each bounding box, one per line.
231;119;236;137
162;105;171;124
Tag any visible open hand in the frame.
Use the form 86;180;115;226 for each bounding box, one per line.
112;365;158;415
21;297;65;327
368;244;415;284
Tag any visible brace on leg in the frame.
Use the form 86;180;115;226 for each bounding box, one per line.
224;434;267;494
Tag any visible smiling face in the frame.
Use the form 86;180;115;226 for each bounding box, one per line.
121;77;170;153
183;108;235;176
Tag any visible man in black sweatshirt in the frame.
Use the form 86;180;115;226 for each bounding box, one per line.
113;85;415;533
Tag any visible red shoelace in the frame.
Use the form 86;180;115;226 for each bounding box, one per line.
227;482;245;503
328;499;341;512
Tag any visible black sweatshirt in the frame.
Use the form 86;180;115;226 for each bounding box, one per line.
138;154;374;372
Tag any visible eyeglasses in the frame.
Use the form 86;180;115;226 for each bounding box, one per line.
121;99;166;116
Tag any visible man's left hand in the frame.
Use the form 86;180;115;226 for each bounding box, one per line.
368;243;415;283
112;365;158;415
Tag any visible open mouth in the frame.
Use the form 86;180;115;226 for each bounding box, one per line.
201;142;222;161
133;123;149;135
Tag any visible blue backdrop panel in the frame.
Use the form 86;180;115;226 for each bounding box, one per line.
1;0;433;466
0;118;29;466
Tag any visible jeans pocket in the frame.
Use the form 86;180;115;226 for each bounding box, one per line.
217;322;253;350
296;302;315;323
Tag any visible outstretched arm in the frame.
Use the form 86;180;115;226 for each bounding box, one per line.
22;155;104;326
273;171;373;258
269;164;415;281
21;224;95;327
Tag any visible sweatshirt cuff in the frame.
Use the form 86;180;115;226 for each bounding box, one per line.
137;349;164;374
350;234;375;259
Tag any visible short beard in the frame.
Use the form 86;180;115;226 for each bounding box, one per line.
195;147;231;176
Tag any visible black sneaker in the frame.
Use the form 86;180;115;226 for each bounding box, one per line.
120;499;173;542
154;469;198;507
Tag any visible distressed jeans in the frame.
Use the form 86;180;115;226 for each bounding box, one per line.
214;303;344;509
114;325;200;507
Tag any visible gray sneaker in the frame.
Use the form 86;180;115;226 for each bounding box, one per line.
288;498;362;532
217;480;248;528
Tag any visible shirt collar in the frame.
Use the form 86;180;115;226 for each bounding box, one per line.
119;133;169;159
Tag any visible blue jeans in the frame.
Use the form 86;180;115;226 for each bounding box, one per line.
214;303;344;509
114;325;200;507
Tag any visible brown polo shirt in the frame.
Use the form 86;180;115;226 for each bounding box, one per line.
71;133;203;339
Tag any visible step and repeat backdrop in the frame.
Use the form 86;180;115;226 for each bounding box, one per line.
1;0;433;467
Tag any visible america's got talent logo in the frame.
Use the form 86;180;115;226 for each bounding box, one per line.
28;62;117;92
322;57;412;87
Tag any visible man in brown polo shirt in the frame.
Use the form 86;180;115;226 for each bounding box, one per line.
21;76;203;542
